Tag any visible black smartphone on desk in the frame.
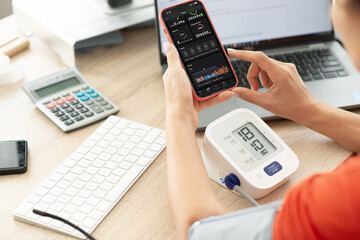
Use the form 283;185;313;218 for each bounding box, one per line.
0;140;28;175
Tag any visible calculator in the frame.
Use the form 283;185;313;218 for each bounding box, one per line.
22;68;119;132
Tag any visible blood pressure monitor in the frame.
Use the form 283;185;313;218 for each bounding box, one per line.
202;108;299;199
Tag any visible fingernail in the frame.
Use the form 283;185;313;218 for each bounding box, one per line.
227;48;236;53
164;42;171;54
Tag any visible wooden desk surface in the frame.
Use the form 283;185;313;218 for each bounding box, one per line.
0;16;355;239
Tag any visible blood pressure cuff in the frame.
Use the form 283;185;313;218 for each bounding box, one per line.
188;201;281;240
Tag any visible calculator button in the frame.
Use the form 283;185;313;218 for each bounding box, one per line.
56;99;66;105
50;107;60;113
79;108;89;113
82;86;89;90
64;119;75;126
70;100;80;105
72;89;80;93
52;96;61;101
65;95;75;102
60;103;70;109
62;93;70;97
85;100;95;106
84;112;94;118
55;111;65;117
75;92;85;98
46;103;56;109
89;104;104;114
75;116;85;121
94;97;104;102
80;96;90;102
99;101;109;106
104;105;114;110
60;115;70;121
85;89;94;94
69;112;79;117
75;103;84;109
65;107;74;113
89;92;99;98
42;100;51;105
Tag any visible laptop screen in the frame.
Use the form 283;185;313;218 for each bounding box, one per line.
156;0;333;61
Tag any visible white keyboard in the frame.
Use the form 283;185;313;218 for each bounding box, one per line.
13;116;166;239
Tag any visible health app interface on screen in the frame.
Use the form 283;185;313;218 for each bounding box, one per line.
163;1;236;98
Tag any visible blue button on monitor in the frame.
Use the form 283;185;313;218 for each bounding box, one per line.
85;89;95;94
89;92;99;98
76;92;85;98
80;96;90;101
264;161;283;176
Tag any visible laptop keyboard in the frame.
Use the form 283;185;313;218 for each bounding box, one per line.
231;48;349;89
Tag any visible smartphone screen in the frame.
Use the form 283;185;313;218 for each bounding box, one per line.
0;141;27;171
161;1;237;99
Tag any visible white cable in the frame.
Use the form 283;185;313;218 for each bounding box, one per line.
233;185;260;207
0;54;24;85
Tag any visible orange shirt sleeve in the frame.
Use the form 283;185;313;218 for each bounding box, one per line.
273;154;360;240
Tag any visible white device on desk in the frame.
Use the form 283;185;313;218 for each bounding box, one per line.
202;109;299;199
13;115;166;239
22;68;119;132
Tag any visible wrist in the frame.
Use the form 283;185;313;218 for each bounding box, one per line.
295;98;325;127
166;109;197;132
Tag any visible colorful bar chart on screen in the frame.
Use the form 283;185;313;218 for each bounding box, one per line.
194;66;230;83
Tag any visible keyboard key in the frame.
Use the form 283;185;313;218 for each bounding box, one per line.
302;76;312;81
65;95;75;102
104;165;143;202
64;119;75;126
89;104;104;114
56;99;66;105
104;105;114;110
136;156;151;167
70;99;80;105
99;100;109;106
149;143;163;152
94;96;104;102
119;161;132;170
79;107;89;113
313;74;324;80
338;70;349;77
60;103;70;109
85;111;95;118
60;115;70;121
144;150;157;158
323;61;340;67
75;92;85;98
74;116;84;122
90;92;99;98
55;111;65;117
85;89;95;94
321;65;344;73
324;72;338;79
50;107;60;113
74;103;84;109
81;96;90;101
65;107;75;113
143;129;161;143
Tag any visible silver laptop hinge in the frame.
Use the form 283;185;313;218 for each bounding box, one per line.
309;43;326;49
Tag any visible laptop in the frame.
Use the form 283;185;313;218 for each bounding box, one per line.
155;0;360;131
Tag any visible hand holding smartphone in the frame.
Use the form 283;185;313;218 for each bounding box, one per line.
160;0;238;101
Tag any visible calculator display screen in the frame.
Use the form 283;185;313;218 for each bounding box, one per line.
232;122;277;161
35;77;80;99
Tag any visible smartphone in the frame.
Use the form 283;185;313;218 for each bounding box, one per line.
0;140;28;175
160;0;238;101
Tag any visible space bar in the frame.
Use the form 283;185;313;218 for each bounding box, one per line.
105;165;143;203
